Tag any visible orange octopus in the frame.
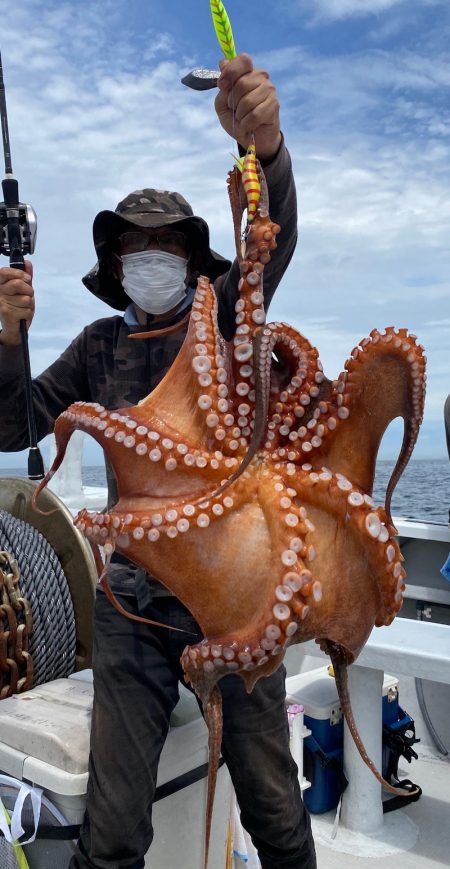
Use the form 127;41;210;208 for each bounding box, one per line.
35;161;426;866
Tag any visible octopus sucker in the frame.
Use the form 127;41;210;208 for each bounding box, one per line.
33;156;424;853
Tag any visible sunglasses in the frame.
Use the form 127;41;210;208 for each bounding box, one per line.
116;229;189;256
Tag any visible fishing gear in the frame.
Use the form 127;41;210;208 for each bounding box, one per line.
181;0;236;90
182;0;261;243
0;48;44;480
181;68;221;91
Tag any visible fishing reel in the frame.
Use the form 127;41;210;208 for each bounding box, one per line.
0;199;37;257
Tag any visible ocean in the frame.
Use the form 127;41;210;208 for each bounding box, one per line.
1;459;448;524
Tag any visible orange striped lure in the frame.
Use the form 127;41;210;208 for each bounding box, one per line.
235;138;261;224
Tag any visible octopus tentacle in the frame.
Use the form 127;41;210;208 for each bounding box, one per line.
99;571;191;633
75;475;250;569
264;323;326;453
184;275;246;455
227;166;246;262
323;327;426;514
189;198;281;495
136;277;239;456
34;402;232;508
257;475;319;628
182;627;284;703
203;686;223;869
231;167;279;359
229;214;280;447
208;326;275;496
284;466;404;650
327;643;419;797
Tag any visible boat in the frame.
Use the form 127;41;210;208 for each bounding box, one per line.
293;514;450;869
0;436;449;868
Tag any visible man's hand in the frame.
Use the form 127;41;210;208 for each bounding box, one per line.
0;260;35;346
215;53;281;162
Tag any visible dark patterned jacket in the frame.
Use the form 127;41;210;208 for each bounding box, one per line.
0;141;297;595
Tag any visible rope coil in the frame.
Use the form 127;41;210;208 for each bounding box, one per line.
0;509;76;690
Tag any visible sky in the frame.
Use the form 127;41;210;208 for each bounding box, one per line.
0;0;449;470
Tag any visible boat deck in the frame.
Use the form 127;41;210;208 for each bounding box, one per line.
314;748;450;868
2;472;449;867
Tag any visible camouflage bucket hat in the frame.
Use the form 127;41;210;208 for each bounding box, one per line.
82;188;231;311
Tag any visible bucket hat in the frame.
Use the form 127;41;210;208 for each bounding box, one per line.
82;189;231;311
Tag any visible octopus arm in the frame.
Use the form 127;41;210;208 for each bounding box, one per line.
323;327;426;515
264;324;323;451
285;467;406;651
228;166;246;261
137;278;225;450
324;642;419;798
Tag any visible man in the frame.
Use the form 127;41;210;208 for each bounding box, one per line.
0;54;316;869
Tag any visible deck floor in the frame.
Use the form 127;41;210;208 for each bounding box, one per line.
314;748;450;868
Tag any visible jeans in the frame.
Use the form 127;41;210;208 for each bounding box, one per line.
70;592;316;869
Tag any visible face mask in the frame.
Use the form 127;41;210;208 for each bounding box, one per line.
121;250;188;315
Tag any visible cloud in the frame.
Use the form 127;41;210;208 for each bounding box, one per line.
0;0;448;468
314;0;407;19
258;36;450;449
304;0;444;22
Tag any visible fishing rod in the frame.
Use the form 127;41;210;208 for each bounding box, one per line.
0;48;44;480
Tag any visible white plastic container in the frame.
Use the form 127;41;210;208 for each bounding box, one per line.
285;666;400;814
286;666;399;724
0;673;232;868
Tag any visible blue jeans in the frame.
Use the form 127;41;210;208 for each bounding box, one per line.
70;592;316;869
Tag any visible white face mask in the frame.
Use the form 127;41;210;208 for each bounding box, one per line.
121;250;188;315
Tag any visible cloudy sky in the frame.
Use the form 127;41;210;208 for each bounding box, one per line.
1;0;449;470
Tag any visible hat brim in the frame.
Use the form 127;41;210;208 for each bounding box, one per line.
82;210;231;311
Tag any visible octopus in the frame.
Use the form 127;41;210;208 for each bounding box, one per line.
34;158;426;868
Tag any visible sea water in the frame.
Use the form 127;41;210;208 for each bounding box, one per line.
373;459;449;524
1;459;448;524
